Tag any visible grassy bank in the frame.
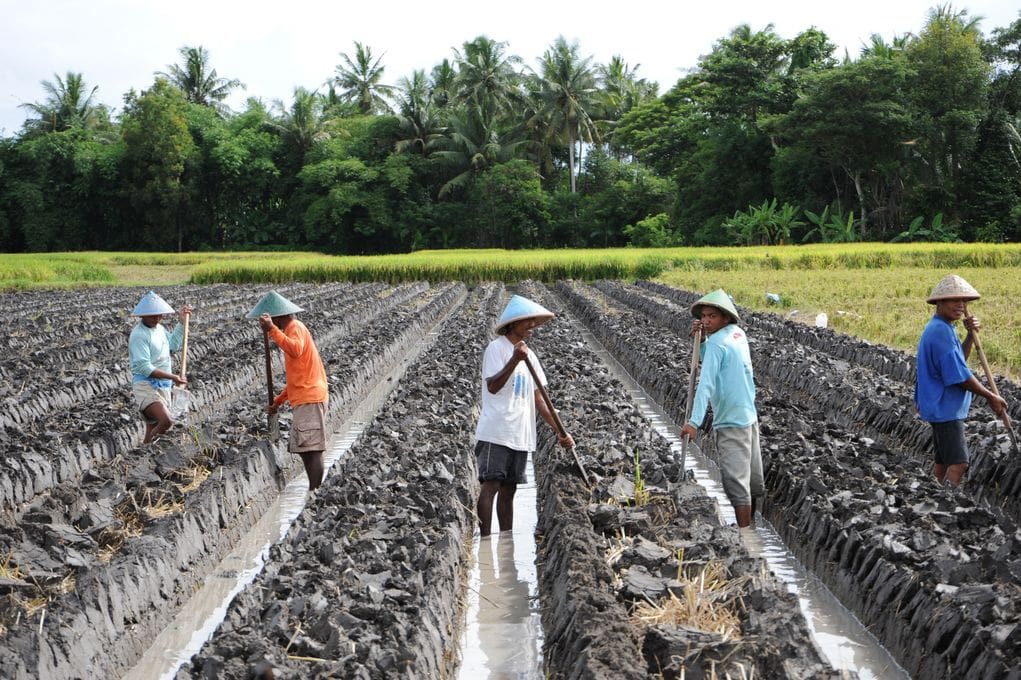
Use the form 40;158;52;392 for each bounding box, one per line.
1;245;1018;379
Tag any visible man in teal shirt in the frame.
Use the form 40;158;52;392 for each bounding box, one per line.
680;289;762;528
128;291;192;444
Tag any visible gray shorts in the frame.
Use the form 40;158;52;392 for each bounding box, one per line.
475;441;528;484
715;423;764;506
290;402;327;453
931;420;969;466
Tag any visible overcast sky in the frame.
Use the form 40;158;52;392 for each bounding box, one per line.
1;0;1017;137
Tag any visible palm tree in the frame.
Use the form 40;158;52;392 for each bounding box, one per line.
531;36;599;193
860;33;911;60
333;42;394;115
453;36;524;126
271;87;330;159
431;105;529;198
20;71;103;134
430;59;457;108
157;45;244;115
596;56;657;159
393;70;445;155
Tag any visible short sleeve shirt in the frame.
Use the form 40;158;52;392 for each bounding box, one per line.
915;315;973;422
474;336;547;452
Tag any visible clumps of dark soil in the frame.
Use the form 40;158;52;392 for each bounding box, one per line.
522;281;843;679
0;281;465;679
556;278;1021;679
180;283;500;679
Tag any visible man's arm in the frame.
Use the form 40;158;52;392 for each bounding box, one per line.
485;341;529;394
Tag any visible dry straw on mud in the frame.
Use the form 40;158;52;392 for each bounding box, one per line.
632;558;748;640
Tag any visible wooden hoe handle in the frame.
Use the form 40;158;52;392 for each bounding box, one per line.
522;355;590;484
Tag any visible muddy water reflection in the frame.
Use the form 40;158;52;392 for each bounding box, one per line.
582;328;909;680
458;462;544;679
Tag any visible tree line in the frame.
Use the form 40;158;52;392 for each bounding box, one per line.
1;6;1019;254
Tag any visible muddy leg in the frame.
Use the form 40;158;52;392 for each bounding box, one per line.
933;463;947;483
299;451;325;490
945;463;968;487
142;402;173;444
734;505;753;528
495;482;517;532
477;480;501;536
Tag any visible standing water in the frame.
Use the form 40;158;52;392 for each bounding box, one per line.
458;457;544;678
575;323;910;680
123;312;455;679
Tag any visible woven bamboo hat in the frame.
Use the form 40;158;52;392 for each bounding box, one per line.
132;291;174;316
495;295;554;335
246;291;304;319
926;274;980;304
691;289;740;323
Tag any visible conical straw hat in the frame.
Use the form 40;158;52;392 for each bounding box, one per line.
495;295;554;335
926;274;980;303
690;289;740;323
246;291;304;319
132;291;174;316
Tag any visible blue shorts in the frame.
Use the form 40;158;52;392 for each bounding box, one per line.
931;420;969;466
475;441;528;484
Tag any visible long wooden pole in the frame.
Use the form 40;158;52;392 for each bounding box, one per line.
180;312;189;379
964;304;1019;454
681;327;702;475
522;355;591;485
264;329;279;442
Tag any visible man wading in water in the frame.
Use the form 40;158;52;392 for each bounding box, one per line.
249;291;329;491
680;289;763;528
915;274;1007;486
128;291;193;444
474;295;574;537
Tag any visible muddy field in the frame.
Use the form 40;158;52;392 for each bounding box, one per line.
0;280;1018;679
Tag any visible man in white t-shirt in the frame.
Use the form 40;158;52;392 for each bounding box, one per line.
474;295;574;537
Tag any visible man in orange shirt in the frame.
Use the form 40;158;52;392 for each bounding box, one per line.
249;291;329;490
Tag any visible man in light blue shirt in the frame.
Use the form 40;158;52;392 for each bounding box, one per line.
680;289;762;528
128;291;192;444
915;274;1006;486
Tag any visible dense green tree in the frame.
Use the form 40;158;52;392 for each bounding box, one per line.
905;6;990;213
765;56;915;238
467;160;549;247
196;100;282;247
157;46;244;116
333;42;394;115
121;79;197;251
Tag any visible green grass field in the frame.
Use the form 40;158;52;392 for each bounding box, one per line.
1;245;1018;380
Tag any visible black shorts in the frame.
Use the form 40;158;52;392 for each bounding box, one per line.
931;420;969;466
475;441;528;484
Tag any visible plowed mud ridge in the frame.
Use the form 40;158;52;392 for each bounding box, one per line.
0;281;1018;679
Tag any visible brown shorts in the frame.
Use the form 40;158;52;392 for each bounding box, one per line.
290;402;327;453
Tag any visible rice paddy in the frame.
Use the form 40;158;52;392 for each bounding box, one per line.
1;244;1018;379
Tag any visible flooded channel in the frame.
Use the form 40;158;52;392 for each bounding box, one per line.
576;323;910;680
457;460;544;679
123;305;458;679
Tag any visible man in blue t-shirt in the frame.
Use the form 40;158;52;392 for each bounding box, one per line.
915;274;1006;486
